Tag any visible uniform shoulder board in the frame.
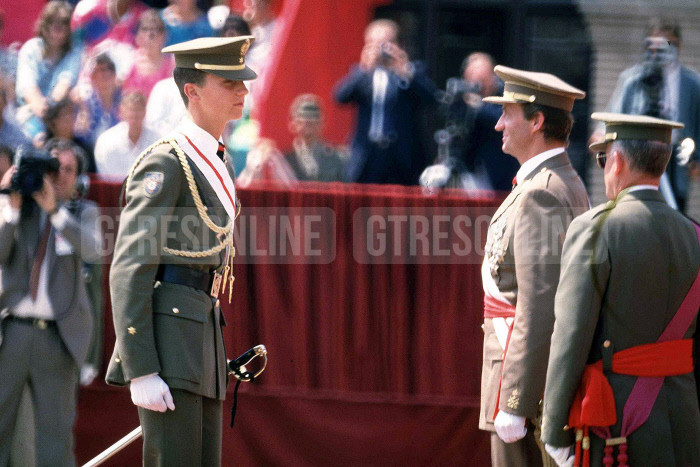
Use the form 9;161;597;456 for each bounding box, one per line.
529;166;552;188
590;200;616;219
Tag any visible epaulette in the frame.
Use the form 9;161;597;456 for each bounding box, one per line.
589;199;617;220
528;166;552;188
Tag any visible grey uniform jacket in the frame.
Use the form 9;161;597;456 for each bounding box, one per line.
106;142;232;400
542;189;700;466
480;152;590;431
0;198;101;366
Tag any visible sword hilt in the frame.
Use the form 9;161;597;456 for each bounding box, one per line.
227;344;267;382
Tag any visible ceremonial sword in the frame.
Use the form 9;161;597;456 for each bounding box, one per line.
82;345;268;467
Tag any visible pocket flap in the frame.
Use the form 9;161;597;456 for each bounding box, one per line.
152;282;210;323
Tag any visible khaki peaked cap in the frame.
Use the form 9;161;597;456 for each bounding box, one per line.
483;65;585;112
162;36;257;81
589;112;684;152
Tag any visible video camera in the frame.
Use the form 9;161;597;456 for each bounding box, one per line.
0;145;60;197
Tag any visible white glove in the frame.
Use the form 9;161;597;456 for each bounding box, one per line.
80;364;98;386
494;411;527;443
129;373;175;412
545;444;575;467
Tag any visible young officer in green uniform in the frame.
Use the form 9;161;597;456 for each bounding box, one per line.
479;66;590;466
542;113;700;466
105;36;256;466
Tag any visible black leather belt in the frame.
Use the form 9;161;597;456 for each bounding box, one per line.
6;316;57;329
156;264;215;293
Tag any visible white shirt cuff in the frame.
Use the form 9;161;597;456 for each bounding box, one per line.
49;206;69;230
131;372;159;382
3;203;19;224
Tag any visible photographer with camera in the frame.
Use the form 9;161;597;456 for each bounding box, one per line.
441;52;519;192
335;18;437;185
0;139;102;465
600;18;700;213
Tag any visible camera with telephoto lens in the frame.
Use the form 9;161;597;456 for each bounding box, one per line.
2;145;60;197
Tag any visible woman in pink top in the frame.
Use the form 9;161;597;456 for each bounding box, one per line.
121;9;173;99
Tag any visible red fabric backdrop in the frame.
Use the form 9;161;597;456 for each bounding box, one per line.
74;179;502;466
1;0;43;45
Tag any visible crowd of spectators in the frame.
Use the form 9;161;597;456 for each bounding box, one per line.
0;0;519;189
0;0;284;181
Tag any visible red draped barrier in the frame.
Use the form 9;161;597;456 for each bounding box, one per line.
76;179;503;466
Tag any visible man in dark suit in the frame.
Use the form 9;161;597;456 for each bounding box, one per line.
447;52;519;192
334;19;437;185
105;36;255;466
0;140;101;466
605;19;700;212
542;113;700;466
479;65;590;466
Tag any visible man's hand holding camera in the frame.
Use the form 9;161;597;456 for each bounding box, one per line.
33;175;58;215
0;166;21;210
360;41;414;81
0;166;58;214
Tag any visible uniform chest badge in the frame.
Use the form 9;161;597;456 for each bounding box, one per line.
144;172;164;198
485;215;508;276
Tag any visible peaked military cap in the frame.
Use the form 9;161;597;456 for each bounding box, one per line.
162;36;257;81
589;112;684;152
483;65;585;112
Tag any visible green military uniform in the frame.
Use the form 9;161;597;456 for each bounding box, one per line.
479;66;590;466
105;36;256;466
542;114;700;466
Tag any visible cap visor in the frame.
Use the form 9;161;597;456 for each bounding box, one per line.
482;96;525;105
207;66;257;81
589;141;608;152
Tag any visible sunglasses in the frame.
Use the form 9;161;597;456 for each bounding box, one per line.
596;151;607;169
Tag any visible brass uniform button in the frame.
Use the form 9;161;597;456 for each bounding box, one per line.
115;358;121;363
37;319;47;330
172;307;179;314
603;340;611;348
128;326;137;335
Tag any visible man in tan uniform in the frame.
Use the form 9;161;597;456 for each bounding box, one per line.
479;65;590;466
106;36;255;466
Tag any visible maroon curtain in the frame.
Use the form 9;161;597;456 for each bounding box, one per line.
76;179;503;466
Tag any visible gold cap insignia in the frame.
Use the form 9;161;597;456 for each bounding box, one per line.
240;38;250;57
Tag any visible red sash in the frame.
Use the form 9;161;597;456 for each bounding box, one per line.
483;295;516;419
484;295;516;319
568;223;700;467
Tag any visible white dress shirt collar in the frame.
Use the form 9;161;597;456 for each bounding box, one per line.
175;116;220;157
172;116;238;221
516;147;565;185
627;184;659;193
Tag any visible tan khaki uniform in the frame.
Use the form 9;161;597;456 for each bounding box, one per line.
480;152;589;464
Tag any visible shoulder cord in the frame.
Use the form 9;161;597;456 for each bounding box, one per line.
124;138;237;259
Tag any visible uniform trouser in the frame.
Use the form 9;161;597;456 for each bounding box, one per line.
0;319;77;467
138;389;223;467
490;429;543;467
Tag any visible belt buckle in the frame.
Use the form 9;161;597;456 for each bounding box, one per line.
210;272;222;297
